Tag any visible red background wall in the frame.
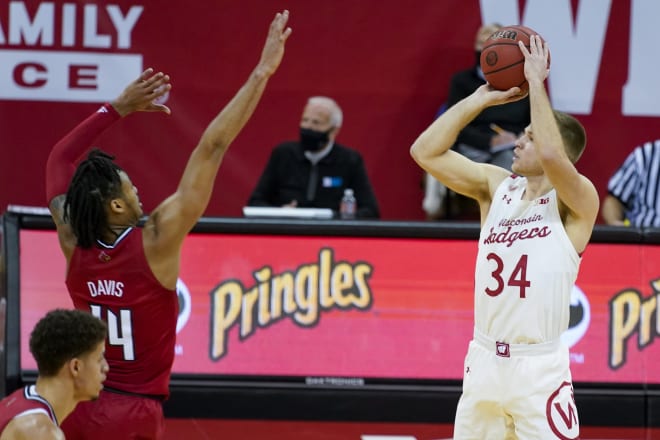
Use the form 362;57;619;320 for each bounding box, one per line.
0;0;655;220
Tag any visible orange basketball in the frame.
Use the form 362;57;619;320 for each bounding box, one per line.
479;25;549;92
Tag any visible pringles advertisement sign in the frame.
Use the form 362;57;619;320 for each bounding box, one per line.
18;230;660;384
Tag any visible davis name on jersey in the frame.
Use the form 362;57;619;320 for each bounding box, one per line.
87;279;124;297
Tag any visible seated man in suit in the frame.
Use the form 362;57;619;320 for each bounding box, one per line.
248;96;380;219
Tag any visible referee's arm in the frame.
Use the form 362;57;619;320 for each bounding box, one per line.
601;194;627;226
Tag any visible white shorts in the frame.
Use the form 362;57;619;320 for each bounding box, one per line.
453;329;580;440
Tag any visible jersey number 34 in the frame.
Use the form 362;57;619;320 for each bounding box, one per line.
485;252;530;298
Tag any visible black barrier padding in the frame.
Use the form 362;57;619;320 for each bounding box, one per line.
161;384;651;427
13;212;660;244
649;391;660;429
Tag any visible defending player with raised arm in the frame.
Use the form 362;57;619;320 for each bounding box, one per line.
410;35;599;439
45;11;292;440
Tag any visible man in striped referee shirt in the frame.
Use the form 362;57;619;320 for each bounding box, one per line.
602;139;660;227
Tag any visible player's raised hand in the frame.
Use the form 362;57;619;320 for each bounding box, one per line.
474;83;528;107
256;10;292;77
519;35;550;85
111;68;172;117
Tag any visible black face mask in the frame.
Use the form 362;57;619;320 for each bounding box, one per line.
300;127;331;152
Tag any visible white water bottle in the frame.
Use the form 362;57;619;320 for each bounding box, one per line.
340;188;357;219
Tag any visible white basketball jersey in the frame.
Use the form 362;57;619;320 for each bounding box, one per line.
475;176;580;343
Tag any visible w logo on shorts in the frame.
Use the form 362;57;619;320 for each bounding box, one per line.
546;381;580;439
496;341;510;357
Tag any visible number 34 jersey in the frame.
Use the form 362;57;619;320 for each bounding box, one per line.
66;227;178;398
475;176;580;344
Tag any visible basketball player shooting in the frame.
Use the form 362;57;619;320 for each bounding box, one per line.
410;34;598;439
44;10;292;440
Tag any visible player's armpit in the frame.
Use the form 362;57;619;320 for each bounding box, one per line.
48;194;77;260
48;195;67;226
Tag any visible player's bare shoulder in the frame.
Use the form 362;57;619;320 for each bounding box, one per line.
485;163;512;199
0;413;64;440
558;173;599;254
140;192;188;249
563;174;599;221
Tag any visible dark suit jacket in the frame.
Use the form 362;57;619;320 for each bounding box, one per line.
248;141;380;219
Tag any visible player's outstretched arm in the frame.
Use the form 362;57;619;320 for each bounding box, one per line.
46;69;171;257
521;36;599;252
601;195;627;226
410;84;520;202
144;10;292;285
46;69;171;206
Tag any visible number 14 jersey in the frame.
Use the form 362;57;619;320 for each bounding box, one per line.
66;227;178;398
475;176;580;344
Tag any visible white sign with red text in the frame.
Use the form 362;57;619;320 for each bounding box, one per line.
0;2;143;101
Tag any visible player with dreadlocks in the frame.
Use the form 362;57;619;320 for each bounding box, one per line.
63;149;127;249
44;11;292;440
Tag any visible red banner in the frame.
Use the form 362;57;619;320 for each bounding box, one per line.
19;229;660;383
2;1;660;221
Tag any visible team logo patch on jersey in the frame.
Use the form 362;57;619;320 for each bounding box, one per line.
98;251;111;262
546;381;580;439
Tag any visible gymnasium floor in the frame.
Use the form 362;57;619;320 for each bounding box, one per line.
163;419;659;439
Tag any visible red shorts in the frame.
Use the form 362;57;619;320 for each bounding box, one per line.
61;389;165;440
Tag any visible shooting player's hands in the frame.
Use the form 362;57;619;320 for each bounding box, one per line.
520;35;550;86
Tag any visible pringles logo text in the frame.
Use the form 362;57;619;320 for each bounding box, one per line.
209;248;373;360
609;278;660;369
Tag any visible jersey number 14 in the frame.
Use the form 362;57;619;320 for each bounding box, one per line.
90;304;136;361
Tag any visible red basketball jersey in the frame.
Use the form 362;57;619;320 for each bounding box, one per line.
0;386;57;433
66;227;178;397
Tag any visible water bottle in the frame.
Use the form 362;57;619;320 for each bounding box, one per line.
340;188;357;219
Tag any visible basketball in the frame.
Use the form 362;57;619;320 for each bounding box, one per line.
479;25;549;92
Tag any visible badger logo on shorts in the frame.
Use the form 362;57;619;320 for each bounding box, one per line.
546;381;579;439
496;341;510;357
